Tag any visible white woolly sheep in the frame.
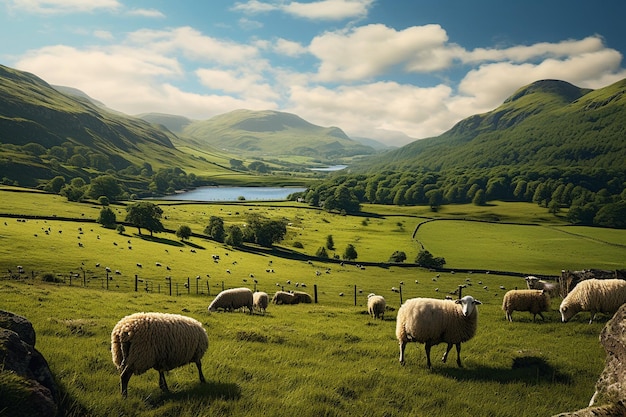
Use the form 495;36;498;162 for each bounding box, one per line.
367;293;386;319
272;290;297;305
560;278;626;324
525;276;559;297
501;289;550;322
111;312;208;397
208;287;253;313
253;291;269;314
291;291;312;304
395;295;482;367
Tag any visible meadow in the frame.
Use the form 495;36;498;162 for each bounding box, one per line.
1;187;625;416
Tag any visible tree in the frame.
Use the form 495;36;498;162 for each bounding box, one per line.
245;214;287;247
88;175;123;201
343;244;358;261
594;201;626;228
248;161;270;173
316;247;329;258
176;225;192;241
125;202;164;236
45;176;66;194
225;225;244;247
97;207;117;228
472;189;487;206
388;251;407;263
426;189;443;211
415;250;446;269
326;235;335;250
323;185;360;213
204;216;225;242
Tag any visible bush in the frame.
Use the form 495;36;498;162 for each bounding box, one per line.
41;273;62;283
293;241;304;248
388;250;407;263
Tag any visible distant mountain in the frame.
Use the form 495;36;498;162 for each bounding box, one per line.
137;113;193;134
181;109;375;160
355;78;626;173
0;64;229;187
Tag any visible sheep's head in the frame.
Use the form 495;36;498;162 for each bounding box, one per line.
455;295;482;316
559;299;580;322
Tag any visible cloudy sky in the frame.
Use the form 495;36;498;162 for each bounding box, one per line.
2;0;625;146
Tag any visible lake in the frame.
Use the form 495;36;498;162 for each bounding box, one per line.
160;186;307;202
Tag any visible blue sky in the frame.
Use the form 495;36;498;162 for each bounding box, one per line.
1;0;625;146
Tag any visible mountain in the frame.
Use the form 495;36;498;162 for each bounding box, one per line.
357;79;626;173
137;113;193;134
180;109;375;160
0;64;233;187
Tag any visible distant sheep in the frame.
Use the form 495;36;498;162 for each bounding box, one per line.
272;290;297;305
525;276;559;297
291;291;312;304
560;279;626;324
208;287;253;313
367;293;386;319
395;295;482;367
253;291;269;314
111;312;208;397
502;289;550;322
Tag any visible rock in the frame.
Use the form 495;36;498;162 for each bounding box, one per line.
553;304;626;417
0;310;58;417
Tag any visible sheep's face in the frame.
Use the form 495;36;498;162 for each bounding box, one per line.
455;295;482;316
559;301;579;322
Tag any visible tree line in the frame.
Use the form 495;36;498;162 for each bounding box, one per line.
290;166;626;228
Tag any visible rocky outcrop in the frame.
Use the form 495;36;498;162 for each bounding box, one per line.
0;310;58;417
553;304;626;417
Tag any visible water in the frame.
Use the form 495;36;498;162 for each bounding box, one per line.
309;164;347;172
159;186;307;202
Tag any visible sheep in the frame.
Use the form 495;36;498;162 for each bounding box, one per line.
208;287;253;313
272;290;298;305
291;291;312;304
501;289;550;322
395;295;482;367
110;312;208;397
367;293;386;319
525;276;559;297
560;279;626;324
253;291;269;314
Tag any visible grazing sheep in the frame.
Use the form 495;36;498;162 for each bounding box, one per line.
253;291;269;314
111;312;208;397
208;287;253;313
272;290;298;305
367;293;386;319
396;295;482;367
291;291;312;304
525;276;559;297
560;279;626;324
502;289;550;322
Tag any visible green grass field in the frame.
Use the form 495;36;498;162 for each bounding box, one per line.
1;187;625;416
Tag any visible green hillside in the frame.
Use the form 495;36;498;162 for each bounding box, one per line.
359;79;626;172
0;65;247;189
181;109;375;161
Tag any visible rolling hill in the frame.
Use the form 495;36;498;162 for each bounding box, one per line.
355;78;626;173
0;64;239;187
180;109;376;160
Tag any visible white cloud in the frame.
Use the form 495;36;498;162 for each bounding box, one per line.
309;24;452;81
126;8;165;18
93;30;114;40
5;0;121;14
232;0;373;21
273;38;307;57
196;68;279;101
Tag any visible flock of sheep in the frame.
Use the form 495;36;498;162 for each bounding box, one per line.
110;275;626;396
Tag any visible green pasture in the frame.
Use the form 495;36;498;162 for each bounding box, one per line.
1;275;606;417
1;187;625;416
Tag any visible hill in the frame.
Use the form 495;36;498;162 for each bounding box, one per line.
357;79;626;172
0;64;239;188
181;109;376;160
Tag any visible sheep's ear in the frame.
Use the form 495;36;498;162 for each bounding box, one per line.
473;300;482;305
454;299;462;304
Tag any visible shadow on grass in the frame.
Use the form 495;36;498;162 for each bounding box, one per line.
434;356;571;385
150;380;241;405
183;240;205;250
133;234;185;248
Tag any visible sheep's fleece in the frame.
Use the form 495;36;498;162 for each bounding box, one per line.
560;278;626;323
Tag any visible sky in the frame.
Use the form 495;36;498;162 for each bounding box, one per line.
1;0;625;147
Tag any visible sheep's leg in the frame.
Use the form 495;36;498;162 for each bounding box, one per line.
196;360;206;383
120;366;133;397
159;371;169;392
399;340;407;365
425;342;433;368
455;343;463;367
441;342;454;364
589;311;596;324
